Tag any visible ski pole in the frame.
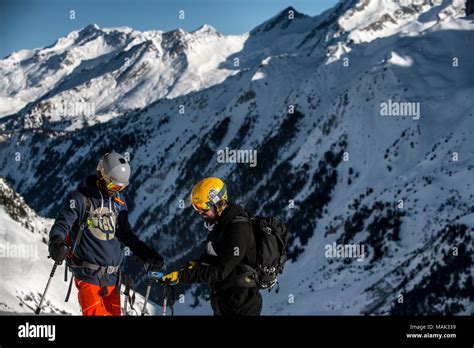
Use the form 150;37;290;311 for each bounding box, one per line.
123;277;131;315
35;260;61;315
162;285;169;316
141;279;153;316
141;271;164;316
124;293;129;315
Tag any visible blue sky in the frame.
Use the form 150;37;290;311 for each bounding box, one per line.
0;0;338;58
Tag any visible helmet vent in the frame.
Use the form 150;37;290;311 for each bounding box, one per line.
119;158;126;164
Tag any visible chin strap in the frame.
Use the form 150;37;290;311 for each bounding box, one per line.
96;177;124;207
204;221;215;231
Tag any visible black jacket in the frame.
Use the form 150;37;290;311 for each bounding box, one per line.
180;203;256;291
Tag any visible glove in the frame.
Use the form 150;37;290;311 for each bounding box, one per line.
48;235;68;263
159;271;179;286
157;261;196;285
147;252;164;272
183;260;198;270
133;240;164;271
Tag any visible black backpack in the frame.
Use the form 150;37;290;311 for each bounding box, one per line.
233;214;289;291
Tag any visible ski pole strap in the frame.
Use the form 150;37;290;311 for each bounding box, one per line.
163;285;175;316
169;285;175;316
123;275;132;296
64;275;74;302
123;275;135;315
130;291;136;312
116;269;122;294
141;279;154;316
126;277;136;312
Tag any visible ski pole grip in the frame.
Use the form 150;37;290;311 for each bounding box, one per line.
50;262;59;277
148;271;164;280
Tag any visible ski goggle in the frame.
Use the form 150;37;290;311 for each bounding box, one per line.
106;181;125;192
99;166;126;192
192;202;212;213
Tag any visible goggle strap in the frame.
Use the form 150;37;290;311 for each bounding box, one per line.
193;184;227;211
210;184;226;204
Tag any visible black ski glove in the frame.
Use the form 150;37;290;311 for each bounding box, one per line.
147;253;164;272
48;235;68;263
132;240;164;272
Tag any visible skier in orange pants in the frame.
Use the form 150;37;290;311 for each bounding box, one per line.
48;152;164;316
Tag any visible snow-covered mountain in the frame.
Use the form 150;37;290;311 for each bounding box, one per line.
0;23;246;130
1;0;473;315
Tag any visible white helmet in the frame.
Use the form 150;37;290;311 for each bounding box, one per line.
97;151;130;189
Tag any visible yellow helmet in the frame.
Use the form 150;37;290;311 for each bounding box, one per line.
191;177;228;215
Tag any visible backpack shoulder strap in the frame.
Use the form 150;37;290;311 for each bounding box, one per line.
230;215;257;272
81;195;92;227
231;215;251;224
65;193;92;303
71;194;92;254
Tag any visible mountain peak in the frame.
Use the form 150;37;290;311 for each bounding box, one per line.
279;6;300;16
162;27;187;43
274;6;307;22
74;23;102;43
251;6;308;34
80;23;101;34
192;24;219;35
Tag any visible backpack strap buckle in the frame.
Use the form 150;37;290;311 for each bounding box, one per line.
106;265;118;274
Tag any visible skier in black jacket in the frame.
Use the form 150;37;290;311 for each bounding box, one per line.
160;177;262;316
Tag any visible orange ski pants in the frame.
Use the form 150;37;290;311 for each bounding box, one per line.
75;278;121;316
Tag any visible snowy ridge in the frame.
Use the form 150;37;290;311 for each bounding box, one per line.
0;177;52;238
338;0;467;43
1;2;468;129
0;24;246;130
